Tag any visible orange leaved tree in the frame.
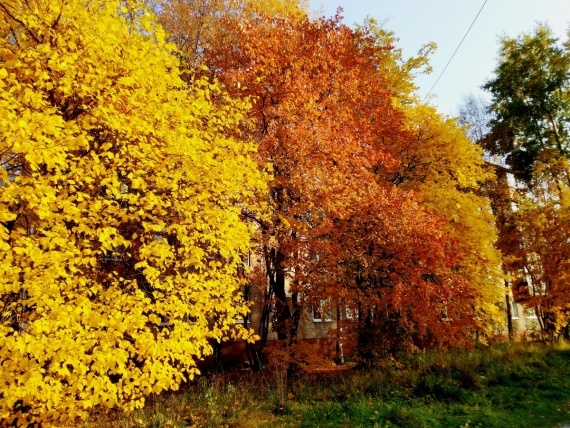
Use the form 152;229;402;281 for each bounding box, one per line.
196;12;483;364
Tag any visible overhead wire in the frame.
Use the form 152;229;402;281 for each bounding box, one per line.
422;0;488;102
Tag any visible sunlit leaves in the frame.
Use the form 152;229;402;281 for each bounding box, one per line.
392;104;503;332
481;24;570;339
0;0;266;424
196;11;491;357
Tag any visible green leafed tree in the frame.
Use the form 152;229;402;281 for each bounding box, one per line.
483;23;570;183
477;23;570;340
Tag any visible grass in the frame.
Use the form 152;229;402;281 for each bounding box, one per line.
85;342;570;428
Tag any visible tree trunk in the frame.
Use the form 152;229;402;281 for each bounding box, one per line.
335;304;345;365
505;287;514;341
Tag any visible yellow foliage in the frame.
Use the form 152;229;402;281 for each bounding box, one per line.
356;22;503;329
0;0;266;425
396;104;504;331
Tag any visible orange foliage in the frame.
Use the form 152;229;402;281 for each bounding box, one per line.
200;13;481;361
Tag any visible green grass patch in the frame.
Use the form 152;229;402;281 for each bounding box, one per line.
85;342;570;428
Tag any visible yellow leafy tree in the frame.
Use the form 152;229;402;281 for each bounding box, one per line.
354;20;503;334
358;18;503;335
356;18;436;104
0;0;266;424
391;103;504;334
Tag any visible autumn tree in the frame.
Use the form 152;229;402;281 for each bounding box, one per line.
389;104;503;336
0;0;266;424
510;154;570;339
475;24;570;339
492;150;570;340
192;12;489;363
302;188;481;361
354;20;502;341
158;0;308;69
201;13;406;357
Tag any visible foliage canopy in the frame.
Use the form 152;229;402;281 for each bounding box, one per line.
470;23;570;340
0;0;266;424
483;24;570;183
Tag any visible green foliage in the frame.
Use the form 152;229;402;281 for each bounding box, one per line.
480;23;570;341
483;23;570;182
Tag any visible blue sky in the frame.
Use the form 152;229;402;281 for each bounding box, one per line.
309;0;570;117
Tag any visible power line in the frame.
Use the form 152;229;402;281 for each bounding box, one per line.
423;0;488;103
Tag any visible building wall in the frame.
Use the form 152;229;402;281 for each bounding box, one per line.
509;299;541;338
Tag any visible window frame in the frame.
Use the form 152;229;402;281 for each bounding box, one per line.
312;299;333;323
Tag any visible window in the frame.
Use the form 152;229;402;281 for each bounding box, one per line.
345;306;358;321
525;307;537;319
284;270;293;298
312;299;332;322
510;300;519;319
234;312;249;324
